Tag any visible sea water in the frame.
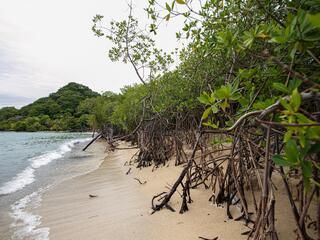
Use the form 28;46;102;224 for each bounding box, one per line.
0;132;96;240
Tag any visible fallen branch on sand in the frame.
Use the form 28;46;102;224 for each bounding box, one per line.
134;177;147;185
198;236;218;240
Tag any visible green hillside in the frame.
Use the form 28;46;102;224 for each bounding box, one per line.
0;82;100;131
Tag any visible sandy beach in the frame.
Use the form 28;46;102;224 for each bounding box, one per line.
33;141;318;240
35;142;249;240
1;0;318;239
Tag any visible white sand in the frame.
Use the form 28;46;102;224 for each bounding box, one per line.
36;143;248;240
35;141;318;240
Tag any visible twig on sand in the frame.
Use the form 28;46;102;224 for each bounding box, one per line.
198;236;218;240
126;168;132;175
134;177;147;184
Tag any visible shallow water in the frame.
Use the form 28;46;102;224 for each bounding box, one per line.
0;132;100;240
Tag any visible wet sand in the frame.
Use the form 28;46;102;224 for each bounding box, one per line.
36;143;248;240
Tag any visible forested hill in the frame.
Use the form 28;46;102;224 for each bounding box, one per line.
0;82;101;131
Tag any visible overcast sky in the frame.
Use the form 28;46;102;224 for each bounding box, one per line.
0;0;182;108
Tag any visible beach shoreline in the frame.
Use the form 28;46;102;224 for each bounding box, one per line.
32;141;313;240
0;133;101;240
35;142;248;240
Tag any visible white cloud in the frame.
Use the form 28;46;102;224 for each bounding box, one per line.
0;0;182;108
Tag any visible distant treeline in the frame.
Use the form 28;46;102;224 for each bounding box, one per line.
0;76;203;133
0;82;100;132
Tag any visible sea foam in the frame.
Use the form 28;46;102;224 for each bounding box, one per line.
0;138;90;195
0;167;35;196
10;188;50;240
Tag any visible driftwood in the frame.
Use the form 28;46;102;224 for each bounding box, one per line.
82;133;102;151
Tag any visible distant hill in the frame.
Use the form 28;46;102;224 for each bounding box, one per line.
0;82;100;131
19;82;99;117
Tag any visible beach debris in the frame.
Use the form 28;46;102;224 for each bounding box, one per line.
89;194;98;198
198;236;218;240
134;177;147;185
126;168;132;175
82;133;102;151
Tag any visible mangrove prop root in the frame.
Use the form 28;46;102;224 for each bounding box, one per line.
146;97;319;240
97;93;319;239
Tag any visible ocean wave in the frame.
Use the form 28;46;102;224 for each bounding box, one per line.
10;188;50;240
0;138;91;195
0;167;35;195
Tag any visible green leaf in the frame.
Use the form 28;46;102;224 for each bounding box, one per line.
285;140;299;164
171;1;175;9
280;99;293;112
176;0;186;4
296;113;312;123
273;82;289;94
239;68;257;79
165;3;171;11
239;97;249;108
211;104;219;114
242;30;255;48
272;154;292;167
198;92;211;105
307;127;320;140
284;130;293;143
289;15;298;35
210;92;216;103
214;85;232;100
202;107;212;120
253;98;275;110
308;13;320;28
288;79;302;93
270;35;288;44
290;88;301;112
230;92;241;101
203;122;218;128
290;42;298;59
302;160;313;189
219;100;230;111
298;129;306;148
